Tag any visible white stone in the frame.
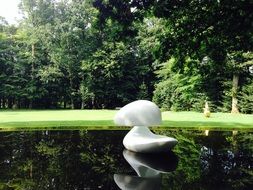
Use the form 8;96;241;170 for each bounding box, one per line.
114;100;177;153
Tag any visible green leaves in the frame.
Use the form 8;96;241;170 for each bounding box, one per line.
239;79;253;114
0;0;252;110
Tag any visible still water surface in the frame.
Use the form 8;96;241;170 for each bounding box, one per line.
0;129;252;190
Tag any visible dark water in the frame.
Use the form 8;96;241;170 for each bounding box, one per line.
0;129;252;190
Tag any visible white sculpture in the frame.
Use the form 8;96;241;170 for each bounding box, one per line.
114;100;177;153
114;150;178;190
114;173;160;190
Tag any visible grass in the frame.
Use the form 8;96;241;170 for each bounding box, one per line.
0;110;116;130
161;111;253;130
0;110;252;131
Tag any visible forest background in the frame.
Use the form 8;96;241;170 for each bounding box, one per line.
0;0;253;114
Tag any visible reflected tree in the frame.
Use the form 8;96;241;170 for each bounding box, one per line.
0;130;252;190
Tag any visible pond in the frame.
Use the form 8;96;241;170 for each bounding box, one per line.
0;129;252;190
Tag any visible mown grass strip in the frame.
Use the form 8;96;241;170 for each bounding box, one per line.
0;110;252;131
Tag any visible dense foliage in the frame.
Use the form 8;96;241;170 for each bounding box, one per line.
0;0;252;113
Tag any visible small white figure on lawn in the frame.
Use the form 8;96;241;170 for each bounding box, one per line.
203;101;211;118
114;100;177;153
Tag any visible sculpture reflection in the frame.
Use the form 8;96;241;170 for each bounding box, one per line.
114;150;178;190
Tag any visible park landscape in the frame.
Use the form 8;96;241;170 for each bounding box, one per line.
0;0;253;190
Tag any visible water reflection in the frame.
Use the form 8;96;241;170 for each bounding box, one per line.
0;129;252;189
114;150;178;190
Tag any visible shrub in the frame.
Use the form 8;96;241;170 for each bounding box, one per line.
153;73;203;111
239;80;253;114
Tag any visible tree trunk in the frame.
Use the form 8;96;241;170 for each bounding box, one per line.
30;44;35;109
12;99;18;109
71;100;75;109
7;98;12;109
69;75;75;109
30;163;33;178
91;96;95;109
63;100;67;109
31;44;35;79
2;98;6;108
81;100;85;109
29;101;33;109
231;74;239;114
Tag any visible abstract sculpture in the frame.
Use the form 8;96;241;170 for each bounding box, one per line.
114;150;178;190
114;100;177;153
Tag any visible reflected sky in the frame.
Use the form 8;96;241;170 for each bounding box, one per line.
0;129;252;190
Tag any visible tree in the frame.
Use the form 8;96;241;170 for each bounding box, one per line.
1;0;253;111
18;0;99;108
82;41;139;108
151;0;253;112
153;57;204;111
18;0;57;108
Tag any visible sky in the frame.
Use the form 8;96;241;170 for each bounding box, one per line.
0;0;22;25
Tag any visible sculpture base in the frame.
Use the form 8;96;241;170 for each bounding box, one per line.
123;126;177;153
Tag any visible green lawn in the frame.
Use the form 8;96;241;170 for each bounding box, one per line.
161;111;253;130
0;110;252;131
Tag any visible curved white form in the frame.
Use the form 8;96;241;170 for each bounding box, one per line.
123;126;177;153
114;100;161;126
114;100;177;153
122;150;178;176
114;150;178;190
114;174;160;190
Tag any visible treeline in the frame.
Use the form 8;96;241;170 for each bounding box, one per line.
0;0;253;113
